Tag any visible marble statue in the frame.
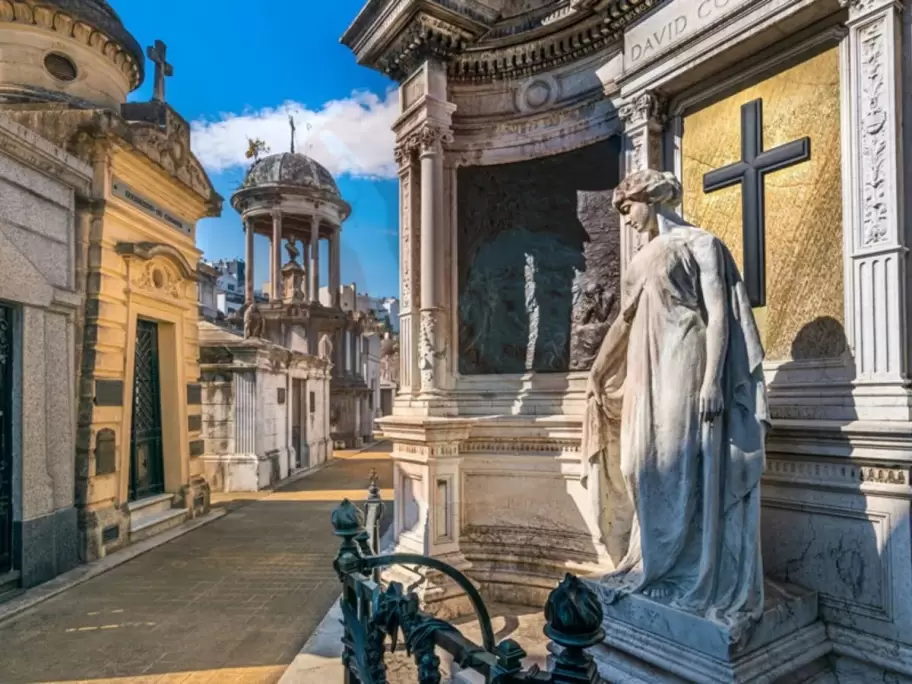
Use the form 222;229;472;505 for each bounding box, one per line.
581;169;769;639
243;302;265;339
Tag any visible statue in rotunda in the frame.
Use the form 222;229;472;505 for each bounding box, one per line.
243;302;265;339
581;169;769;640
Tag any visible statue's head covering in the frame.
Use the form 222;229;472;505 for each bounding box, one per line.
613;169;682;211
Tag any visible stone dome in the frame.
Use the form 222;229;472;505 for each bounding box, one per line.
46;0;144;81
242;152;341;198
0;0;144;107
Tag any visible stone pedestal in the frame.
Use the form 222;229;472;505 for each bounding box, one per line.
589;580;828;684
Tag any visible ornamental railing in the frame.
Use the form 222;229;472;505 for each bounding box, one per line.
331;471;605;684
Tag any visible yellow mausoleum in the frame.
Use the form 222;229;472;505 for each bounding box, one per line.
0;0;221;558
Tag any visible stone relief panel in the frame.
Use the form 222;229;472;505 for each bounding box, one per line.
457;137;621;374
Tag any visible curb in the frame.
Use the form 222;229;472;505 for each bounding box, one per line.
278;524;395;683
0;508;227;626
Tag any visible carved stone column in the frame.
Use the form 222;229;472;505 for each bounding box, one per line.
270;209;282;302
330;229;341;308
244;217;254;305
618;91;668;273
309;220;320;305
418;123;448;396
301;243;310;301
396;140;421;395
843;0;908;401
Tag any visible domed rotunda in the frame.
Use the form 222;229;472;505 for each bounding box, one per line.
231;147;351;317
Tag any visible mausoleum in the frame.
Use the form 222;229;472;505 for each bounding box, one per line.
343;0;912;680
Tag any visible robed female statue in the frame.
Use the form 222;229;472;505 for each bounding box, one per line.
581;169;769;637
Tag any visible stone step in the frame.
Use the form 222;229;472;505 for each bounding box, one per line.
126;492;174;520
129;507;188;543
0;571;21;604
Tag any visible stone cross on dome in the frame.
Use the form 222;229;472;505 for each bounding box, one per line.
147;40;173;102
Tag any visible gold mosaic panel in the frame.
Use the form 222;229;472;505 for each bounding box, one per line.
681;47;845;361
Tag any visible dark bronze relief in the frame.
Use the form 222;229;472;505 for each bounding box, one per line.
457;137;621;374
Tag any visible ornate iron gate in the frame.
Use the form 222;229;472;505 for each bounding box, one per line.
129;320;165;501
0;305;13;573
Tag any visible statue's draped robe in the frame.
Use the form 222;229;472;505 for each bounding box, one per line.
582;222;769;639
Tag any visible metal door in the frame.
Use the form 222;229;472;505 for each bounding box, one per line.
129;320;165;501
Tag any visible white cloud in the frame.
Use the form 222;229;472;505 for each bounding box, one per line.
190;89;400;180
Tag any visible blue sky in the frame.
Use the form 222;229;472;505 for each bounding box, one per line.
113;0;400;298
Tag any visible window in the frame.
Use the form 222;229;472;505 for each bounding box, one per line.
309;391;316;413
44;53;77;82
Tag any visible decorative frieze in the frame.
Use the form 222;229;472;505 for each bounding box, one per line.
765;457;911;490
461;439;583;455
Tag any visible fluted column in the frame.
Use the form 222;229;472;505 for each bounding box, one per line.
309;221;320;304
618;92;667;277
330;229;342;308
244;217;254;304
270;209;282;302
418;124;447;395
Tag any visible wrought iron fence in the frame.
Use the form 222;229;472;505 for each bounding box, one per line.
332;471;605;684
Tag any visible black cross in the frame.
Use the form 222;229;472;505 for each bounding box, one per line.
702;98;810;308
147;40;173;103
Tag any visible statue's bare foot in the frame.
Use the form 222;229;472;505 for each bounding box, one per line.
644;585;672;599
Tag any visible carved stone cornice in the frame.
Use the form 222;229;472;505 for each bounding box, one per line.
0;113;92;195
341;0;660;84
619;91;668;128
0;0;143;89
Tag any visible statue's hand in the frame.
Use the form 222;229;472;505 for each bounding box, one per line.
699;380;724;422
586;376;603;408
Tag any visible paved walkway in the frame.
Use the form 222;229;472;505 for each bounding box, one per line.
0;443;394;684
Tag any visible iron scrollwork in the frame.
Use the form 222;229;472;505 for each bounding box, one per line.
332;474;605;684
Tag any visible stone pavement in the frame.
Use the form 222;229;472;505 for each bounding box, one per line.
0;443;394;684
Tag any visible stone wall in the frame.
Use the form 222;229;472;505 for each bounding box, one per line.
0;116;91;587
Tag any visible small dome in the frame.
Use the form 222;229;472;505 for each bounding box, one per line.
242;152;341;198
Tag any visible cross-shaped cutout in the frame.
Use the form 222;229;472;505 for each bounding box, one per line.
702;98;811;308
147;40;173;103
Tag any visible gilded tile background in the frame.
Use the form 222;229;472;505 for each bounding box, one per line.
681;47;845;361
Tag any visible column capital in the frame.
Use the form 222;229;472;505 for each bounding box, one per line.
271;208;283;221
400;122;453;158
619;91;669;129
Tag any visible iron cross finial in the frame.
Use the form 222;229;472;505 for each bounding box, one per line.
147;40;173;103
289;115;296;154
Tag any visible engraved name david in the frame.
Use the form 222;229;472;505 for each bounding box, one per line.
627;0;744;65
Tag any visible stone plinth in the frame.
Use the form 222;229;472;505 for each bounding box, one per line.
590;580;828;683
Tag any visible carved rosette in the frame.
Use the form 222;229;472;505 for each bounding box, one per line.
858;20;889;246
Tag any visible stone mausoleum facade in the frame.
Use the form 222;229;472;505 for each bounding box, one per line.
344;0;912;680
0;0;221;572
